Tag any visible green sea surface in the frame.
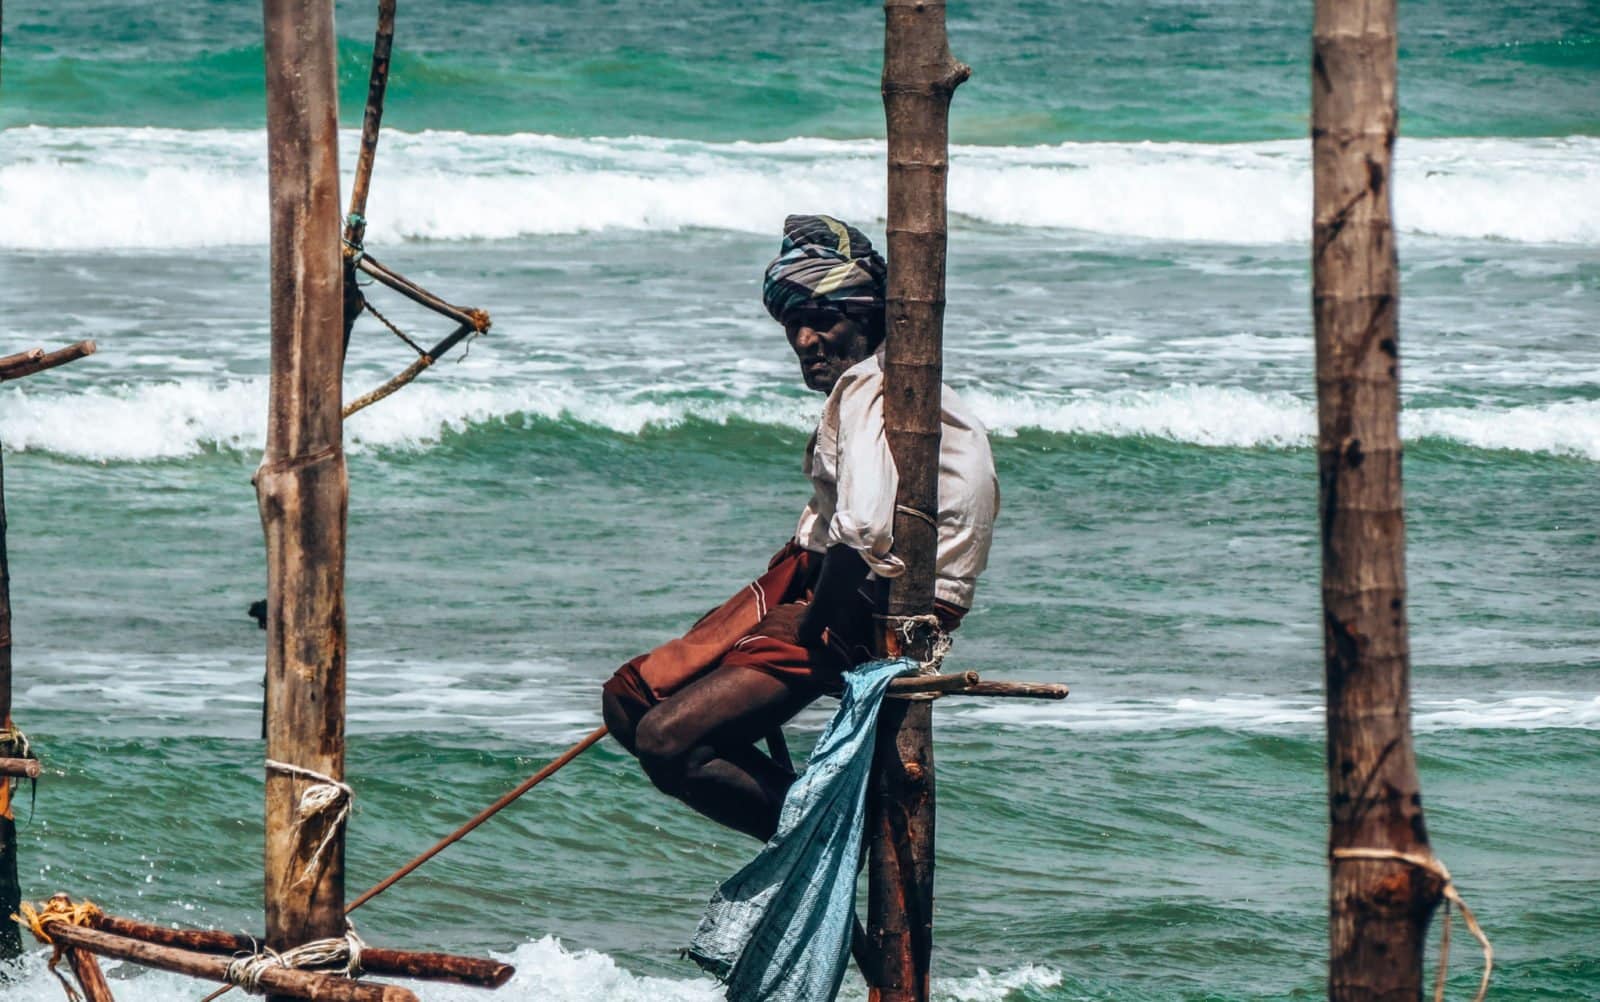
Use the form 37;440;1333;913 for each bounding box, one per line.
1;1;1598;1000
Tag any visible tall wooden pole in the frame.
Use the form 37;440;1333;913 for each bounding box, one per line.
259;0;349;991
867;4;967;1001
1313;1;1443;998
0;453;21;960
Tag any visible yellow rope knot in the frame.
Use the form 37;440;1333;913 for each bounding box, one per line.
11;897;104;1002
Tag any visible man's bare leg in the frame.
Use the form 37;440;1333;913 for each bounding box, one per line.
628;664;814;841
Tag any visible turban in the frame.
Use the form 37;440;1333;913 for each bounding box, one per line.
762;214;887;323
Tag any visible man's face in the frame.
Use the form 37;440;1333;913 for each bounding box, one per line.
785;306;871;394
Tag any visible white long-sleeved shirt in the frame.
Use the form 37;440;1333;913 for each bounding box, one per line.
794;352;999;610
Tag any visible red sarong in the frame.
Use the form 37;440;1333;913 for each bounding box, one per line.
602;541;964;721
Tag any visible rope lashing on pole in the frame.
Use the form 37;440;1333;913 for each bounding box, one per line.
13;897;104;1001
1331;848;1493;1002
875;612;953;674
265;759;353;888
222;924;367;995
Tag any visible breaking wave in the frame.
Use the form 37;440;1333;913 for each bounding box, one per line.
3;377;1598;462
3;127;1597;248
0;937;1061;1002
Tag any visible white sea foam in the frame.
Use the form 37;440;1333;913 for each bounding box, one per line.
946;692;1600;733
0;935;1060;1001
4;378;1598;462
3;127;1597;248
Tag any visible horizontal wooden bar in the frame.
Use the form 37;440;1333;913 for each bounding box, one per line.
886;671;1068;700
0;340;96;382
42;923;418;1002
886;671;980;694
0;757;41;778
93;913;513;988
957;680;1069;699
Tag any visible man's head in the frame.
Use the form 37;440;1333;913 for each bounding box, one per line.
762;214;887;393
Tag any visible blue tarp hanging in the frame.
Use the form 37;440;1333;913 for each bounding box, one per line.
687;657;917;1002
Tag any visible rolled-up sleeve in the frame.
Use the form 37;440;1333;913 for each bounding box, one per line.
827;370;906;579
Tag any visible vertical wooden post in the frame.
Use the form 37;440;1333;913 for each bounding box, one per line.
259;0;349;991
1313;0;1443;999
0;452;21;961
867;4;968;1001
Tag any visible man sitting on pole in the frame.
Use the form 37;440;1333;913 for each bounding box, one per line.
601;214;998;840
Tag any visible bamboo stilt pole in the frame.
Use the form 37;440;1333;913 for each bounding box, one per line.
259;1;349;996
1312;0;1444;998
344;0;397;253
868;4;968;1000
0;450;18;961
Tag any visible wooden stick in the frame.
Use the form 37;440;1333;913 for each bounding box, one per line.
65;946;118;1002
0;340;96;383
342;321;474;419
343;0;397;253
1313;0;1445;995
91;914;512;989
353;254;486;331
885;671;979;694
896;675;1068;697
0;444;19;960
869;3;968;999
40;923;417;1002
0;756;40;778
347;724;608;913
260;0;350;988
0;348;43;371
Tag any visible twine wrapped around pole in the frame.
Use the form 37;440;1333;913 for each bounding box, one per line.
223;925;367;996
266;759;354;888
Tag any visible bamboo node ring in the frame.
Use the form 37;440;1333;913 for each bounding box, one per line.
1331;847;1492;1002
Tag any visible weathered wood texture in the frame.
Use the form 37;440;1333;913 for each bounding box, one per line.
91;913;514;988
259;0;350;991
1312;1;1443;999
0;451;19;960
868;4;968;1000
41;923;417;1002
66;946;118;1002
0;340;96;382
343;0;397;253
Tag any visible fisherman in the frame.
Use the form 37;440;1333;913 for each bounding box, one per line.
601;214;998;841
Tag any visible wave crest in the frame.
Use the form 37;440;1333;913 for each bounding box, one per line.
4;128;1597;248
3;378;1597;462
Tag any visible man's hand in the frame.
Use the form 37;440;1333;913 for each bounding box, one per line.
798;545;871;649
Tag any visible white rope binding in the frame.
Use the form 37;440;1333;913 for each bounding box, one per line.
878;611;953;674
265;759;353;887
1331;847;1492;1002
224;925;367;995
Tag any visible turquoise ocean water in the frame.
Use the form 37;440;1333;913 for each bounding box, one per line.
0;1;1597;999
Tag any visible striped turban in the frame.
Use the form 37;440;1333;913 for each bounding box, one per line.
762;214;888;323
